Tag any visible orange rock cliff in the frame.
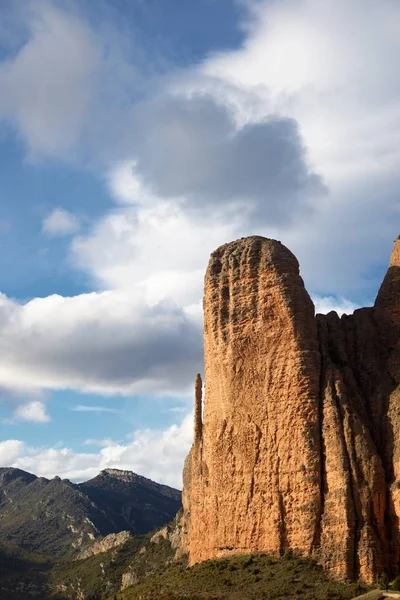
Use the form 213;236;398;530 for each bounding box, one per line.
182;235;400;583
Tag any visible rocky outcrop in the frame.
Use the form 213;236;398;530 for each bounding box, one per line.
182;236;400;583
121;569;139;591
79;531;132;559
150;509;185;558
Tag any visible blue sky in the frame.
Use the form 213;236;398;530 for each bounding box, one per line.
0;138;108;298
0;0;399;488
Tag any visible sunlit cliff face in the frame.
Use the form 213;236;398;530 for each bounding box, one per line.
183;235;400;584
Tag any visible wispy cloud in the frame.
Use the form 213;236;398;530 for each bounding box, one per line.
72;405;119;414
42;208;81;237
82;438;117;446
166;406;188;414
0;417;16;426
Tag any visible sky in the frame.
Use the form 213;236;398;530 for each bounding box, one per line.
0;0;399;489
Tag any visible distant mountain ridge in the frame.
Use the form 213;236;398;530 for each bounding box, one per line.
0;466;181;558
80;469;182;538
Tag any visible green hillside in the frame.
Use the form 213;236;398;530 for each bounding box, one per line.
108;551;368;600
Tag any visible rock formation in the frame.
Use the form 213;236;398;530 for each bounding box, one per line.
182;235;400;583
78;531;132;559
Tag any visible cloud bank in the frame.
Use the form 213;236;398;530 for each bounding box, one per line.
0;290;202;396
0;413;193;488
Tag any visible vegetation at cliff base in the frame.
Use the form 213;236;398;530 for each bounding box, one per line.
108;552;368;600
0;531;177;600
50;534;176;599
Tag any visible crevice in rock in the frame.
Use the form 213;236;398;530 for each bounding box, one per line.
247;421;262;510
330;377;360;581
311;317;326;555
278;489;288;556
194;374;203;443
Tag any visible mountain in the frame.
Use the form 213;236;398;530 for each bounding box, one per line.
182;235;400;584
0;467;181;558
80;469;181;537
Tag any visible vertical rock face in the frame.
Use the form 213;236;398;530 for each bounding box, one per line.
182;236;400;583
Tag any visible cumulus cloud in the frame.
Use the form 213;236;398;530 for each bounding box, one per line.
14;400;50;423
0;290;202;396
204;0;400;180
84;0;400;301
0;413;193;488
193;0;400;296
42;208;81;236
0;440;25;465
122;95;325;225
72;199;242;301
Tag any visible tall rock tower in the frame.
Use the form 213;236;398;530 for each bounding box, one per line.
183;236;400;583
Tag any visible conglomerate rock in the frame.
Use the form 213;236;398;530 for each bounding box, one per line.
182;235;400;583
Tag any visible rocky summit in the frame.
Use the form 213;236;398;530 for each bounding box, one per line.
0;466;181;557
182;235;400;584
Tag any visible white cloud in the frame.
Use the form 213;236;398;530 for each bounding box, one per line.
72;199;241;303
14;400;50;423
0;289;202;396
204;0;400;181
0;440;25;464
107;161;151;205
0;413;193;489
0;2;153;161
312;295;360;317
0;3;101;157
42;208;80;236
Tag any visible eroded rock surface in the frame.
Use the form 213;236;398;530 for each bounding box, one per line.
182;236;400;583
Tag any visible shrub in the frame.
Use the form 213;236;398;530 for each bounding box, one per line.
378;573;390;589
391;574;400;591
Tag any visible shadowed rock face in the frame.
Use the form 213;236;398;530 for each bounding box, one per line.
182;236;400;583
